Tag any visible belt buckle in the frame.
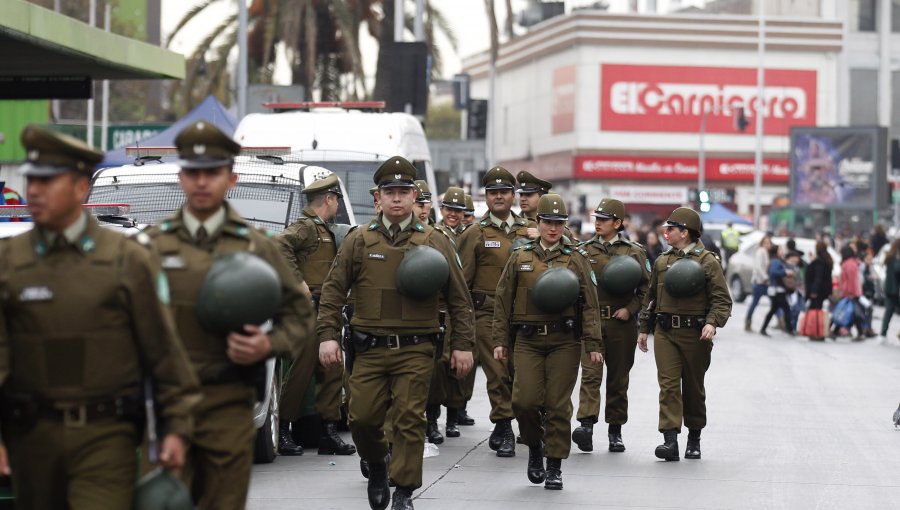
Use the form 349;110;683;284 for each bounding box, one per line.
387;335;401;350
536;325;549;336
671;315;681;329
600;306;612;320
61;404;87;427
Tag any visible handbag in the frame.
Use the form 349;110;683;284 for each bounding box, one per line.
832;297;854;328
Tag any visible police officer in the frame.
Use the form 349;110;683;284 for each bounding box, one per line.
462;193;476;228
720;221;741;263
457;167;538;457
413;180;435;226
436;187;467;241
492;193;603;490
0;125;200;509
516;170;552;221
277;172;356;456
572;198;649;453
370;186;382;215
318;156;474;510
146;121;314;508
638;207;732;461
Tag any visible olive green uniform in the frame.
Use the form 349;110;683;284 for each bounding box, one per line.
277;206;343;424
492;240;602;459
147;204;314;509
639;241;732;432
0;216;200;510
457;212;535;423
317;215;474;489
577;233;649;425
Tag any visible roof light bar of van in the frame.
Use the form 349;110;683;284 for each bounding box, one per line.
262;101;386;112
125;146;291;158
0;203;130;218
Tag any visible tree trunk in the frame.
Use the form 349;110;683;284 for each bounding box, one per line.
372;0;396;102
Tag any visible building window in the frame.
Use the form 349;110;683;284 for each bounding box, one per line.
852;0;877;32
850;69;878;125
893;0;900;32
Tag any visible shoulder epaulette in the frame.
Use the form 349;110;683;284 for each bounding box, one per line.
129;231;153;247
575;247;589;257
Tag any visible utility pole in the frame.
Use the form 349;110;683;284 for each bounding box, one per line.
237;0;248;119
753;0;765;229
395;0;404;42
87;0;96;147
101;2;110;151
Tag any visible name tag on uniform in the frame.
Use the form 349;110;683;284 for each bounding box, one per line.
368;253;386;260
20;286;53;302
484;241;501;248
161;255;187;269
518;264;533;272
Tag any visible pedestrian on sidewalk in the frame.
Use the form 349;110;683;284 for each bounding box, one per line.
833;245;865;341
880;239;900;340
760;244;795;336
803;241;833;341
745;235;772;332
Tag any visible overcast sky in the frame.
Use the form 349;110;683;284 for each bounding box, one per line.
162;0;707;83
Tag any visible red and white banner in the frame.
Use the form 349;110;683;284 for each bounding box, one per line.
552;65;576;134
601;64;817;135
607;185;688;204
574;155;790;183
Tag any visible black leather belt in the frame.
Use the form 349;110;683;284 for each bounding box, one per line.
657;313;706;330
40;396;142;427
366;333;438;350
518;321;575;337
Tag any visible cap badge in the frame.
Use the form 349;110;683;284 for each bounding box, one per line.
496;178;502;183
194;144;206;155
395;173;401;180
553;209;559;214
197;122;205;130
28;150;39;160
452;198;458;202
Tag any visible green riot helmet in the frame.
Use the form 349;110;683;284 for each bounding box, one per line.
396;245;450;299
133;469;193;510
196;252;282;334
329;223;356;250
531;266;580;314
509;238;532;254
599;256;642;295
663;258;706;298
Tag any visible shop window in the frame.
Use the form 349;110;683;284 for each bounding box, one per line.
852;0;877;32
850;69;879;125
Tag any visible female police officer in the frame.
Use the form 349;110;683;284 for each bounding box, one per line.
638;207;732;461
492;193;603;490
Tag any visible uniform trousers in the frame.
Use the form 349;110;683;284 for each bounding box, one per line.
653;327;713;432
577;316;638;424
476;295;515;422
8;418;138;509
512;330;581;459
349;342;434;489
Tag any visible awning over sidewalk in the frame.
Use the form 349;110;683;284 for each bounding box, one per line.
0;0;184;80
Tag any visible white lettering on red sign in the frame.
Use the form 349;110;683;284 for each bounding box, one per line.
600;64;817;136
574;155;790;183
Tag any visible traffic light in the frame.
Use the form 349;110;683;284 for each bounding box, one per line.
698;190;711;213
733;106;749;132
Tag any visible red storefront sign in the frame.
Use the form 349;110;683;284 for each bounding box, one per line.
601;64;817;135
574;155;790;182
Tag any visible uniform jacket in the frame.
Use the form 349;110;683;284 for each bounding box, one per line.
276;206;336;295
492;239;603;353
146;204;314;384
579;234;650;316
457;211;536;296
316;214;475;353
639;240;733;334
0;215;200;437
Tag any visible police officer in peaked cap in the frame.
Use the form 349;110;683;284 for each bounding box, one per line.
493;193;603;490
638;207;732;462
144;120;314;508
0;125;200;508
516;170;553;222
317;156;474;510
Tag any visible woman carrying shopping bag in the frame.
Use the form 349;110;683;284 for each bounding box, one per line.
760;244;795;337
832;245;866;341
802;241;833;341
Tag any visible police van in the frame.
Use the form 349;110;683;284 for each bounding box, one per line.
234;101;437;223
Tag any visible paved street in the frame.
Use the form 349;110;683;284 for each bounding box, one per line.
249;300;900;510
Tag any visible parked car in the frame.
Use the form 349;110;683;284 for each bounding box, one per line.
87;154;357;463
725;231;840;302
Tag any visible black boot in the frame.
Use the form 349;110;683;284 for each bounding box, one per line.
278;422;304;456
456;403;475;426
318;421;357;455
391;487;414;510
367;457;391;510
445;408;461;438
527;444;546;484
685;429;701;459
544;458;563;490
496;420;516;458
488;418;507;451
571;418;594;452
608;423;625;453
654;429;680;461
360;458;369;479
425;405;444;444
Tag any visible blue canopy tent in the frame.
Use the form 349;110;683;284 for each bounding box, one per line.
98;95;237;168
700;203;752;225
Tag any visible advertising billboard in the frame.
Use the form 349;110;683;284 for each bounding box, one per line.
789;126;887;210
601;64;817;135
574;155;789;183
